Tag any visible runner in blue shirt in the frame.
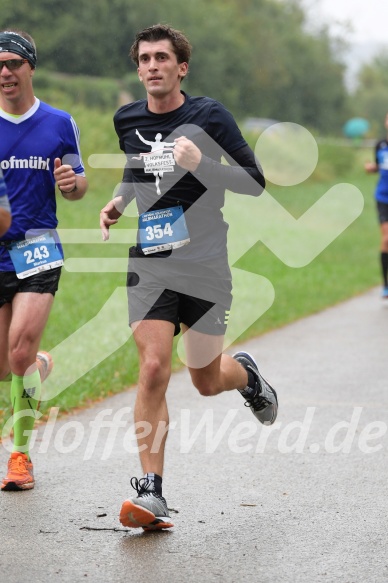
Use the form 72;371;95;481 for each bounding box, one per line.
100;24;278;531
0;29;88;491
365;112;388;298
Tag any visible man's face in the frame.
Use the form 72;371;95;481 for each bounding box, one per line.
137;39;188;97
0;51;34;107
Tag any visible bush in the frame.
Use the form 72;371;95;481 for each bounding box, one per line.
33;68;130;111
312;140;359;182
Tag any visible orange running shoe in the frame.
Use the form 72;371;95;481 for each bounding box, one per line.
36;351;53;383
119;477;174;531
1;452;35;491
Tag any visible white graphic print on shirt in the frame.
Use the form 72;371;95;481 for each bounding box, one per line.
132;130;176;195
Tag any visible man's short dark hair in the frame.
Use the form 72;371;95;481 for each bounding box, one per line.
130;24;192;67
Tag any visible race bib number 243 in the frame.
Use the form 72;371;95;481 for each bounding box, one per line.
8;232;64;279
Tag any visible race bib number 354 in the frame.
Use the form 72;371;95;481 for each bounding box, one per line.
8;232;64;279
139;206;190;255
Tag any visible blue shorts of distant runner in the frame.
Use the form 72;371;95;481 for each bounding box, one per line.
377;201;388;224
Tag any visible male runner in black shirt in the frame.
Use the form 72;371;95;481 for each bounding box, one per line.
100;23;278;531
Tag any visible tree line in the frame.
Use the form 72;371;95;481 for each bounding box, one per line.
2;0;386;134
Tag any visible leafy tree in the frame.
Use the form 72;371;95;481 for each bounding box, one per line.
352;51;388;134
1;0;350;132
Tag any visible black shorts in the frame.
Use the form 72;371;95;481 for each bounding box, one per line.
377;201;388;224
0;267;62;308
126;247;232;336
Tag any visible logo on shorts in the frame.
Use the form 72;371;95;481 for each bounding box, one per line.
214;311;230;327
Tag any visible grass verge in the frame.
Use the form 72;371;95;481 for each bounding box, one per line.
0;109;381;433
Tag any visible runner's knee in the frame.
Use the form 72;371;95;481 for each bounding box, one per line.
140;356;171;388
191;377;220;397
8;345;35;375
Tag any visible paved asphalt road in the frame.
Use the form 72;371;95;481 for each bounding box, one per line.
1;287;387;583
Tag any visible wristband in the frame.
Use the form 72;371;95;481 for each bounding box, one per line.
59;183;77;194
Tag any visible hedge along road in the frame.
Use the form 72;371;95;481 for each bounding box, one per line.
0;287;387;583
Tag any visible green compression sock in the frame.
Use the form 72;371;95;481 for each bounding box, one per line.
1;372;12;383
10;370;41;459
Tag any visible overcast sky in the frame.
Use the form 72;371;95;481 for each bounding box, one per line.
301;0;387;88
302;0;388;45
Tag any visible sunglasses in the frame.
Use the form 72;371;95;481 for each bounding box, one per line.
0;59;29;71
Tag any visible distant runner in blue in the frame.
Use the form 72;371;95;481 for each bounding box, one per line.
365;112;388;298
0;29;88;491
0;169;11;236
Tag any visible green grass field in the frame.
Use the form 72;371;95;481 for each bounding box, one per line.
0;105;381;433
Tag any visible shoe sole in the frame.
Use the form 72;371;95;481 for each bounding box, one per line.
119;500;174;530
36;351;54;383
1;480;35;491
